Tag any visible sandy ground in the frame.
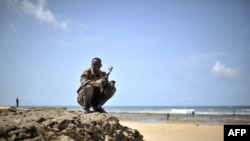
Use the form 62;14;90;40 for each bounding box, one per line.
121;121;223;141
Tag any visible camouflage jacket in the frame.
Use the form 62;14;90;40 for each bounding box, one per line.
80;67;106;88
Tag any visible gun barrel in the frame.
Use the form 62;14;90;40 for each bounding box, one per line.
107;66;113;77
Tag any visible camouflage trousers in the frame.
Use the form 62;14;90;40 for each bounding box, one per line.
77;84;116;110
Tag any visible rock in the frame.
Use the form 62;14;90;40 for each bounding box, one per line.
36;117;46;123
8;107;17;112
0;108;144;141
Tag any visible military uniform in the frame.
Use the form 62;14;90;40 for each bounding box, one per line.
77;67;116;111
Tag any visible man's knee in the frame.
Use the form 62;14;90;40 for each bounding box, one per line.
109;86;116;95
105;86;116;97
77;85;94;105
84;85;94;95
112;86;116;94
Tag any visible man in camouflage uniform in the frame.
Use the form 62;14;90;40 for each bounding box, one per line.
77;58;116;113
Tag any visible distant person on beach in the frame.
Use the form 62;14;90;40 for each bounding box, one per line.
192;111;195;115
16;97;19;107
77;57;116;113
166;113;170;120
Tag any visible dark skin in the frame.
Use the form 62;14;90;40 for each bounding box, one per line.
91;59;108;86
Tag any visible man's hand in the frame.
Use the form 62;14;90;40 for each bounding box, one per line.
101;76;109;86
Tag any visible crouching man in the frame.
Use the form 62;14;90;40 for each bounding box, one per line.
77;57;116;113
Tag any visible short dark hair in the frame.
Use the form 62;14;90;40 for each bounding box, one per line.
92;57;102;63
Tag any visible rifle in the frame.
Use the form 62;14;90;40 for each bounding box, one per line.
103;66;115;87
101;66;115;94
106;66;113;79
76;66;115;93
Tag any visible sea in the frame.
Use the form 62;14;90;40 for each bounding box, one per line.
18;105;250;124
73;106;250;124
64;106;250;115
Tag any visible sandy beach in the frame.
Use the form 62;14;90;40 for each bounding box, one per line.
111;112;250;141
121;121;223;141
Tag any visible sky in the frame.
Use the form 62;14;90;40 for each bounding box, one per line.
0;0;249;106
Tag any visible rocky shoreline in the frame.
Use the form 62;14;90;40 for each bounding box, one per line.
0;107;144;141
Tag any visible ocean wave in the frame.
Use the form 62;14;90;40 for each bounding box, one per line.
66;106;250;115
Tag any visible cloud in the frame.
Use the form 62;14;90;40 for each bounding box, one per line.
178;52;220;69
21;0;68;31
211;61;239;79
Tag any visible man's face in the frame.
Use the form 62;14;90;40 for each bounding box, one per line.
91;59;102;72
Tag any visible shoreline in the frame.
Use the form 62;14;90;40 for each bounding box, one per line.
110;112;250;125
1;106;249;125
